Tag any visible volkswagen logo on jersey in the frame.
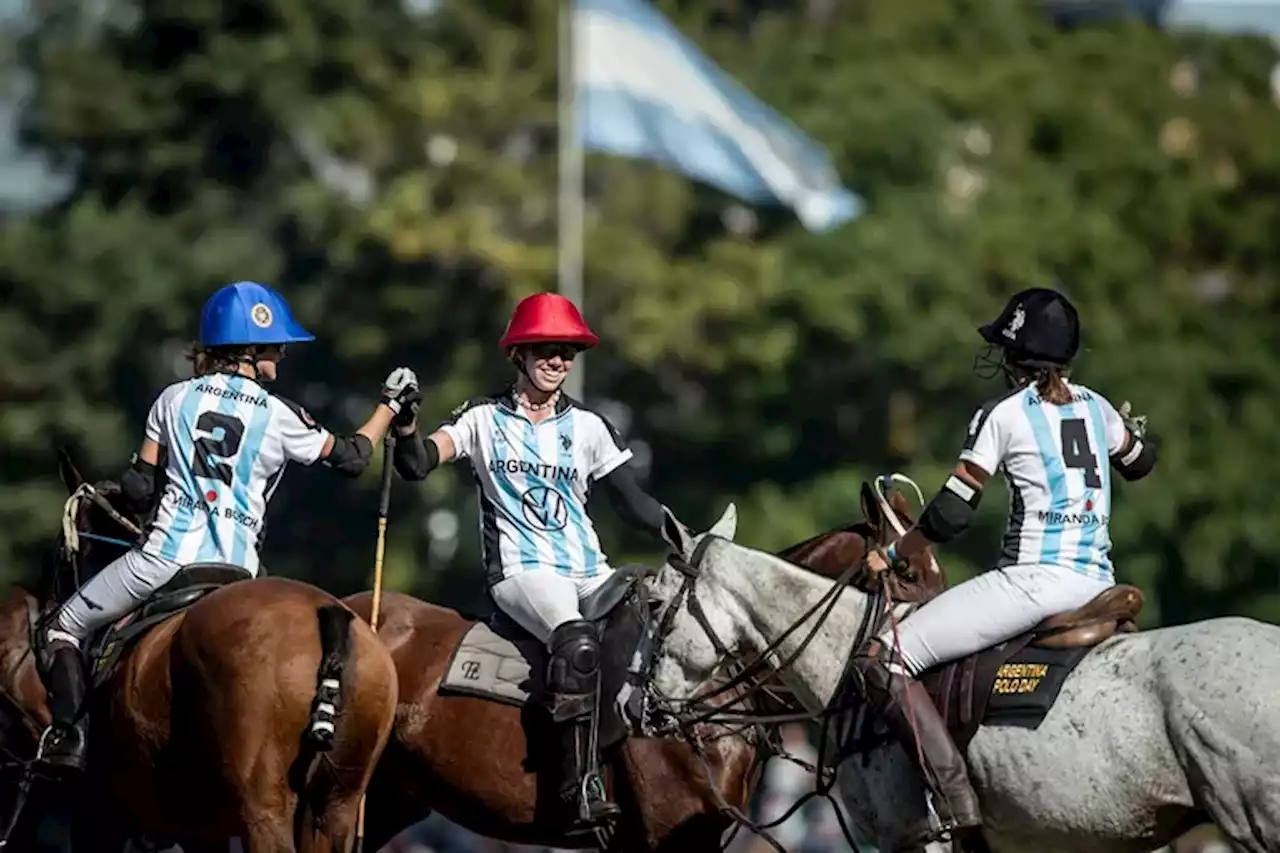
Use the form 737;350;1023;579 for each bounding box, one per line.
521;486;569;531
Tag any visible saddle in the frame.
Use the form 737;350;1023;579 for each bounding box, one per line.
439;564;651;751
87;562;253;688
915;584;1144;752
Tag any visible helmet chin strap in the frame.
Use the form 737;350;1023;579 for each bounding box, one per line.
231;347;265;383
510;348;537;388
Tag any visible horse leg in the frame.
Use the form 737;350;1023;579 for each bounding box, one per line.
294;793;362;853
176;839;238;853
650;815;734;853
354;786;425;853
241;817;296;853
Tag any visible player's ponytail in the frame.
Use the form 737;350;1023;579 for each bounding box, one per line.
1035;367;1073;405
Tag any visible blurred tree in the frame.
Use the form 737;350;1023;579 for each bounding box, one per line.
2;0;1280;633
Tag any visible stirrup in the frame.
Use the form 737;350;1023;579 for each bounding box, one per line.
906;791;979;846
581;773;619;817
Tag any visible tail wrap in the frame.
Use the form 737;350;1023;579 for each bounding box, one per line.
307;604;354;751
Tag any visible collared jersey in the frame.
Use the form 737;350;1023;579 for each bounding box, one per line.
440;390;633;584
959;381;1128;582
141;373;331;574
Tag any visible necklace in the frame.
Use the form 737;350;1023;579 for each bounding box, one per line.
516;388;560;412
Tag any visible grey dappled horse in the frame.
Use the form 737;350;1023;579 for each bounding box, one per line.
645;509;1280;853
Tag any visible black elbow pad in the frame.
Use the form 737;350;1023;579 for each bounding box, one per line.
120;456;157;510
393;434;439;481
918;474;983;544
1112;437;1157;482
324;435;374;477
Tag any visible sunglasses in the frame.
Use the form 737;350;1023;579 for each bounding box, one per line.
528;343;581;361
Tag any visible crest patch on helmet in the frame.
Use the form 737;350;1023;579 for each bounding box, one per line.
251;303;274;328
1002;304;1025;340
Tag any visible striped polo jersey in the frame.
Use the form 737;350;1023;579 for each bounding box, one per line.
141;373;331;574
959;382;1128;582
440;391;633;584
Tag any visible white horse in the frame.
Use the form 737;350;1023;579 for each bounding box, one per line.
648;505;1280;853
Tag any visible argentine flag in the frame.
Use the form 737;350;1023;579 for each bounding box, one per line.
1161;0;1280;37
573;0;863;233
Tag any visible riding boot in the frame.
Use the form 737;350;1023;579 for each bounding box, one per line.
853;651;983;838
38;643;91;776
547;621;621;828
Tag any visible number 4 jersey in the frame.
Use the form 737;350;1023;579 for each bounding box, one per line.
960;381;1128;583
141;373;332;573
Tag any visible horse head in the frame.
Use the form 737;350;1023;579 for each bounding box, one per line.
51;446;146;608
776;475;946;605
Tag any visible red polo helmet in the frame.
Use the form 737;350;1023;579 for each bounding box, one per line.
498;293;600;351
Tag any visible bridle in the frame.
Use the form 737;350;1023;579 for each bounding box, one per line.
641;475;929;726
58;483;142;592
632;475;933;850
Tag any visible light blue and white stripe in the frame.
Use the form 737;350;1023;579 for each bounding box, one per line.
574;0;862;232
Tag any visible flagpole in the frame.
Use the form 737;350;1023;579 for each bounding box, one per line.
558;0;586;401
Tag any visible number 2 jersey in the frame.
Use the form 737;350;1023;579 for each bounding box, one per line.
141;373;332;574
959;381;1128;583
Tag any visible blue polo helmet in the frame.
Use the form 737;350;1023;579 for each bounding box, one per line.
199;281;315;347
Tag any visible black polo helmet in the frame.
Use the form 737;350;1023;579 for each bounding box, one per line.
978;287;1080;368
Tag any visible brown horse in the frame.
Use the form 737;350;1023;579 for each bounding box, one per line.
338;492;941;853
778;480;947;602
343;589;761;853
0;455;400;853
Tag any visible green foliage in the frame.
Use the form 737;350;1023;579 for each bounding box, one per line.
3;0;1280;630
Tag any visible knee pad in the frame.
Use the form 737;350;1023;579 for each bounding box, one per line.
548;620;600;694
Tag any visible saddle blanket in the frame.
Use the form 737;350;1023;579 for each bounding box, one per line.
921;640;1093;752
438;602;647;752
439;620;546;708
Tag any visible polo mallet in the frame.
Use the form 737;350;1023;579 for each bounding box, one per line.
355;426;397;853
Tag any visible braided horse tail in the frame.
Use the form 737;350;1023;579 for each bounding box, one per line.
291;604;354;846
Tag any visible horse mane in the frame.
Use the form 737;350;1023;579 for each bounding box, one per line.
776;518;869;563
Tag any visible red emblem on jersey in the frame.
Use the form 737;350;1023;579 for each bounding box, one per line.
1085;499;1094;511
206;490;218;502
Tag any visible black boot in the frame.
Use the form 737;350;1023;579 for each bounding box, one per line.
853;651;982;841
38;644;90;777
547;621;621;828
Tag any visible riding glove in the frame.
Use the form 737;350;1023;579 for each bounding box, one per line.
380;367;421;418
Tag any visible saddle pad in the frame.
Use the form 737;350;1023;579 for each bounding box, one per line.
920;639;1093;753
981;644;1091;731
439;620;545;708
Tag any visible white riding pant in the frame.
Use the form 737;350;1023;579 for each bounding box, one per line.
882;564;1114;677
49;548;184;649
489;569;614;649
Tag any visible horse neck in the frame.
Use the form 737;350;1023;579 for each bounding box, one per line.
705;540;873;710
0;588;35;693
778;524;862;566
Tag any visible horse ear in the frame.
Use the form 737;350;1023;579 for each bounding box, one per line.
57;446;86;495
889;489;915;525
860;481;883;531
708;502;738;541
661;505;695;561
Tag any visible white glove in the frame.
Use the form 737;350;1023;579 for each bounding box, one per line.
1118;401;1148;439
380;367;420;415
